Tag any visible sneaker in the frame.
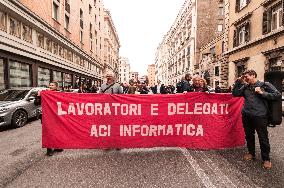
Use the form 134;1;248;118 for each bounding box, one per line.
263;161;272;169
54;149;64;152
243;153;255;161
46;148;53;156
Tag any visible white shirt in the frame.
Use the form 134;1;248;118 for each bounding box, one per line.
157;84;161;94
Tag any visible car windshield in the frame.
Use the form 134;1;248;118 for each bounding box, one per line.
0;90;29;101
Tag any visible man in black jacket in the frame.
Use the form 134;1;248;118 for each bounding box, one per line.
152;80;167;94
35;82;64;156
232;70;281;169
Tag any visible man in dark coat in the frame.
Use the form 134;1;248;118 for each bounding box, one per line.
152;80;167;94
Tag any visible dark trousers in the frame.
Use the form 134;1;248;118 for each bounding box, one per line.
242;114;270;161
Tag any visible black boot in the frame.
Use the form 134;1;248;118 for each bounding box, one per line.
46;148;53;156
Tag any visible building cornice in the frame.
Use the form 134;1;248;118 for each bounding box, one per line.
1;0;103;69
225;27;284;55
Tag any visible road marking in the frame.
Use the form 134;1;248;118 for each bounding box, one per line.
180;148;216;188
196;151;237;187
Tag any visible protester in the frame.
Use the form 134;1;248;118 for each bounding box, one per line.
35;81;64;156
152;80;167;94
139;82;149;94
89;84;98;93
215;84;222;93
78;84;88;93
99;72;123;94
182;74;193;93
128;82;136;94
122;83;129;94
199;78;209;92
232;69;281;169
176;76;186;93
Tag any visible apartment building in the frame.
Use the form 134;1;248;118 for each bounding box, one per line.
147;64;155;86
0;0;107;90
103;9;120;79
226;0;284;90
118;57;130;84
155;0;225;85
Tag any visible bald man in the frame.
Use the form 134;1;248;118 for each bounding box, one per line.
99;72;123;94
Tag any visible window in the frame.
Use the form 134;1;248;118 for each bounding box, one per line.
22;24;32;43
89;4;92;14
59;46;64;58
65;0;70;13
80;9;83;29
99;22;100;30
38;67;51;87
271;4;283;30
217;24;223;32
52;1;60;21
0;11;7;31
233;22;250;47
210;46;216;55
94;0;97;7
218;7;224;15
236;0;250;12
9;18;21;38
37;32;44;48
95;15;97;23
9;61;31;88
215;66;220;76
67;50;73;61
65;14;70;30
80;30;83;43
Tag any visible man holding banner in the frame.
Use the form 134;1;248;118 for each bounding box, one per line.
99;72;123;94
232;69;281;169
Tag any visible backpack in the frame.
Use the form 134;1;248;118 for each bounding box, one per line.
176;81;184;93
260;82;282;127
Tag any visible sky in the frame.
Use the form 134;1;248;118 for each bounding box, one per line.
103;0;185;76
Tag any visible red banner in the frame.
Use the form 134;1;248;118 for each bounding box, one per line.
41;91;245;149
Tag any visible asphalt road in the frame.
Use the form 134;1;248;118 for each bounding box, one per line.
0;119;283;188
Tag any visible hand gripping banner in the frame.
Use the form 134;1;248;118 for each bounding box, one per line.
41;91;245;149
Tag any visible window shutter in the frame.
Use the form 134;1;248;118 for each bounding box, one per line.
233;29;237;47
245;22;250;42
267;8;272;33
235;0;240;13
262;10;268;34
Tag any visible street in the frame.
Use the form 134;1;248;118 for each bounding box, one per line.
0;119;283;188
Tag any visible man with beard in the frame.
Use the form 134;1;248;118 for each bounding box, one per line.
99;72;123;94
232;69;281;169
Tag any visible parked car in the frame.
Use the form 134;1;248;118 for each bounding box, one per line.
0;87;46;128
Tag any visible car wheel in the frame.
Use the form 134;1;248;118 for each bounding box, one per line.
11;110;28;128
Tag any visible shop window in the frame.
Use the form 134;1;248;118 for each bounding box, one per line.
22;24;32;43
53;42;58;55
46;38;52;53
63;73;72;87
37;32;44;48
38;67;50;87
0;59;4;90
0;11;7;31
53;71;63;88
9;61;31;88
9;18;21;38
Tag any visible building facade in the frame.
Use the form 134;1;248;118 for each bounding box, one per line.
103;9;120;79
147;64;155;86
155;0;225;85
226;0;284;90
130;71;139;83
118;57;130;84
0;0;108;90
